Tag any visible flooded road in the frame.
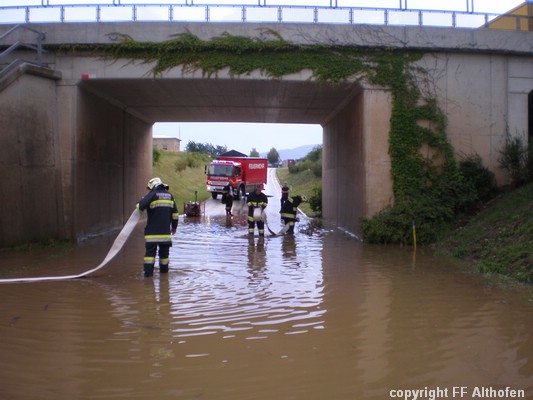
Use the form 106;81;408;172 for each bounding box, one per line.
1;170;532;399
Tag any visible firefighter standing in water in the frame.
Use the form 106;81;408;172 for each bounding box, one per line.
137;177;179;277
221;184;234;216
247;185;268;236
280;195;303;234
280;182;290;208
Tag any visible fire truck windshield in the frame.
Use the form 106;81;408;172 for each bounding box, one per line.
208;164;234;177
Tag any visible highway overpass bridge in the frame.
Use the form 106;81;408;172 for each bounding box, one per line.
0;22;532;246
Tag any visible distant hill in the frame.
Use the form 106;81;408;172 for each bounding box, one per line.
261;144;320;161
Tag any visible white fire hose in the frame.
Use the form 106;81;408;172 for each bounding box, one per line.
253;207;286;236
252;207;264;222
0;209;142;284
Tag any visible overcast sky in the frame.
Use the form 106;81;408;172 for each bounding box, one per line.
1;0;524;152
154;122;323;154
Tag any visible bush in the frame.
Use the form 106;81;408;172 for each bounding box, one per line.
288;146;322;178
187;152;210;168
153;147;161;165
458;154;496;210
174;156;187;173
306;146;322;162
527;137;533;182
361;195;455;245
498;135;529;187
308;185;322;216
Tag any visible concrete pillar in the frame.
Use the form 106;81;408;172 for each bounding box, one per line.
0;65;152;247
362;87;393;218
56;81;77;240
0;65;62;247
323;84;392;234
74;87;152;240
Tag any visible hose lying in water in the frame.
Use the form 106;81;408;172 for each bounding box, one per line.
253;208;278;236
0;209;142;284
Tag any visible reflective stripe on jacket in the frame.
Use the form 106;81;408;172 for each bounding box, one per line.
137;186;179;242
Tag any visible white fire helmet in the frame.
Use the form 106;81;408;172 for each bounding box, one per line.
147;177;163;190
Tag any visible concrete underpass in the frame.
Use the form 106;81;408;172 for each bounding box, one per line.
1;22;532;247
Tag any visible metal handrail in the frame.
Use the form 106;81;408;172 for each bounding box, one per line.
0;24;46;79
0;24;45;67
0;2;516;28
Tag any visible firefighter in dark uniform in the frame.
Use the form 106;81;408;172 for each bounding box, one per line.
247;185;268;236
137;177;179;277
280;195;302;234
221;184;234;216
280;182;290;208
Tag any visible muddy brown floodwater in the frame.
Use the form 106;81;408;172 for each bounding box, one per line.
1;170;532;400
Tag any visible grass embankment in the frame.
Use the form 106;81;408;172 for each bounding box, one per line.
152;151;210;211
436;183;533;284
276;167;320;217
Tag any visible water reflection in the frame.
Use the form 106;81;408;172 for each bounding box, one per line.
247;236;267;279
160;218;326;342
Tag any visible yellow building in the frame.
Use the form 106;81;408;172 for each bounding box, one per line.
153;137;181;153
485;1;533;31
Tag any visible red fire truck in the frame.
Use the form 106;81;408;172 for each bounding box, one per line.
206;154;268;200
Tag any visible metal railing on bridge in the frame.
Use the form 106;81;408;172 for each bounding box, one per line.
0;1;528;29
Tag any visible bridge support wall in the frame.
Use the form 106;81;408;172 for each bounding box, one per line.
0;67;64;247
323;85;392;233
74;87;152;240
421;54;533;185
0;66;152;248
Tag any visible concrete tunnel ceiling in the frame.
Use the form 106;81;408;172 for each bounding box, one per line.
79;78;362;124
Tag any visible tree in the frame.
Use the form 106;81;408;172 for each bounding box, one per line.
186;141;227;158
250;148;260;157
306;145;322;162
267;147;280;166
